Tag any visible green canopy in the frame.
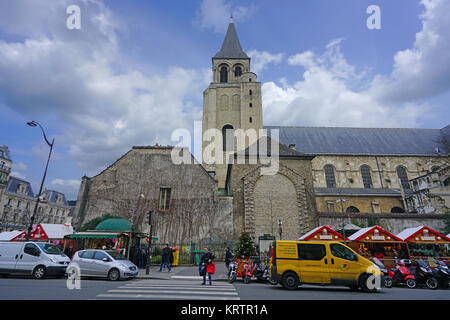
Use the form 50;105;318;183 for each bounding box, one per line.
95;218;135;232
70;233;119;239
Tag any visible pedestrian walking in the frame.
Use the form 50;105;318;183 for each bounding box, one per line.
63;246;73;259
138;246;146;269
159;244;172;272
200;247;215;285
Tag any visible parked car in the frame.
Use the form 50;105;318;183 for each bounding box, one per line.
268;240;384;292
67;249;138;281
0;241;70;279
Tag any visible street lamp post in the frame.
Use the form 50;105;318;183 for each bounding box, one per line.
26;121;54;241
146;210;153;275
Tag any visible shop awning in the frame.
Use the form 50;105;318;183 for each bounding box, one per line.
299;225;349;241
30;223;74;240
396;226;450;243
349;225;403;242
69;232;121;239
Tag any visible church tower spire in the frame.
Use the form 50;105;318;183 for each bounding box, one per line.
202;21;263;189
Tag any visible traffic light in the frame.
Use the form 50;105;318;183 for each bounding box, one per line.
146;237;150;243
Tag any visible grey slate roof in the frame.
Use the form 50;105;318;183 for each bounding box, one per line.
0;147;11;161
42;190;69;207
264;125;450;156
314;188;402;197
234;136;314;159
5;176;35;199
214;22;249;59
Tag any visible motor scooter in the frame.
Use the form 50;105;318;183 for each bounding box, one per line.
241;259;253;284
372;257;393;288
253;262;278;285
227;261;238;284
387;259;417;288
431;259;450;289
410;259;438;289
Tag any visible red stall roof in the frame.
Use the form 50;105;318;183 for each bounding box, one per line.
396;226;450;242
349;225;403;242
299;225;349;241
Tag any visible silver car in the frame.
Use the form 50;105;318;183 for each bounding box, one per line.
67;249;138;281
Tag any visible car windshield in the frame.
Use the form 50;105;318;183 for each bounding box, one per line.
106;251;127;260
372;258;385;268
438;260;447;267
37;243;62;255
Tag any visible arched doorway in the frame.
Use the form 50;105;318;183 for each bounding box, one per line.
253;174;299;240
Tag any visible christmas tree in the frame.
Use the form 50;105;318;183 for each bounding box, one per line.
236;231;257;258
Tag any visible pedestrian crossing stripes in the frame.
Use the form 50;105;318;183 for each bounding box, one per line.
95;279;240;300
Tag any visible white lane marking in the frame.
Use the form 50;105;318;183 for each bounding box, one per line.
96;293;240;300
107;289;238;296
119;286;236;291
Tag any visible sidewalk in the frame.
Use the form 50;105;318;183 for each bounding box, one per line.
136;263;229;281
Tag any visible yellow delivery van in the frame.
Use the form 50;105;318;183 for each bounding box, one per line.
268;240;383;292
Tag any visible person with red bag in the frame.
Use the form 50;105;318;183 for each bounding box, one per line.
200;247;215;285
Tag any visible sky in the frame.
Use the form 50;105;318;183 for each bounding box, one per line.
0;0;449;200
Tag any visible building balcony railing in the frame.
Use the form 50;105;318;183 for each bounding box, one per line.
0;165;11;173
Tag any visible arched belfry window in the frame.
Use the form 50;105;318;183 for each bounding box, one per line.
220;66;228;83
222;125;234;152
360;165;373;188
324;165;336;188
234;66;242;77
396;166;410;190
346;206;360;213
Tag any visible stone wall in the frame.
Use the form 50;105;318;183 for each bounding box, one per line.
72;146;232;244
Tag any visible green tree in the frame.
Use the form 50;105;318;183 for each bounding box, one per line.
79;214;122;231
236;231;257;258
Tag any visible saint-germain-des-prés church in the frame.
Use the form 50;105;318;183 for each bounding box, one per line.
73;20;450;246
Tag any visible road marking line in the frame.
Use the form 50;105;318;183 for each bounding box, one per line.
107;289;238;295
119;286;236;291
95;293;240;300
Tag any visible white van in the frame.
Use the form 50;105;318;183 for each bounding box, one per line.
0;241;70;279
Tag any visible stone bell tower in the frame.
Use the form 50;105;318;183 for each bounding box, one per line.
202;18;263;190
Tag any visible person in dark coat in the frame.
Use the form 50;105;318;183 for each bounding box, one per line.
159;244;172;272
225;246;233;270
63;246;73;259
200;247;215;285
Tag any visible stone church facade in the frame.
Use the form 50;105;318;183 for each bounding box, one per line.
73;19;449;244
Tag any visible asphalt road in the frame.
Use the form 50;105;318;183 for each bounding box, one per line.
0;275;449;300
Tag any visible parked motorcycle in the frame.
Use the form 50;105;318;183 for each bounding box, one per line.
372;257;393;288
227;261;238;284
241;259;253;284
253;263;278;285
387;259;417;289
410;259;438;290
431;259;450;289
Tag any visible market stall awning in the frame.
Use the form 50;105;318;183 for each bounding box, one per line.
348;225;403;242
396;226;450;243
0;230;26;241
69;232;121;239
299;225;349;241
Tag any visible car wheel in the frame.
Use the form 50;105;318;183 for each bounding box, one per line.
406;278;416;289
425;277;438;290
108;268;120;281
384;276;393;288
32;266;46;279
360;274;378;293
281;272;299;290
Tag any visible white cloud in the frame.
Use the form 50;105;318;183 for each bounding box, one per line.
247;50;284;74
0;0;209;175
13;161;27;172
263;0;450;129
195;0;254;33
49;179;81;200
10;171;26;180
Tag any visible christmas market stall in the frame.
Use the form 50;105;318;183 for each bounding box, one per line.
396;226;450;261
0;230;26;241
299;225;349;242
347;225;407;267
67;218;145;258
